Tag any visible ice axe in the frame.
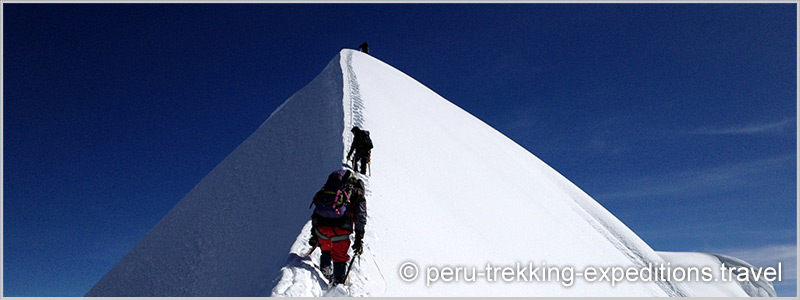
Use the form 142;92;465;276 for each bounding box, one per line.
344;238;363;284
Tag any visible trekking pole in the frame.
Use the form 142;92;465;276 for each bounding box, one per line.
305;244;318;257
367;154;371;176
344;252;361;285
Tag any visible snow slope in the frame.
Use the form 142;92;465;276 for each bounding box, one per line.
87;54;348;296
658;252;777;297
274;49;690;297
89;49;774;297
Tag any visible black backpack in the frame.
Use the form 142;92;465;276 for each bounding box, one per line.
359;131;373;151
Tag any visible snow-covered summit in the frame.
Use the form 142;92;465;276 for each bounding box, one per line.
88;49;775;297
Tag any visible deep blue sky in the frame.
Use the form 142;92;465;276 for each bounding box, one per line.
4;3;796;297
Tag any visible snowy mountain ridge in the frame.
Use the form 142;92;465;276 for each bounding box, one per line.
88;49;775;297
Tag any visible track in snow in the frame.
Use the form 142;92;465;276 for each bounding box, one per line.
271;50;386;297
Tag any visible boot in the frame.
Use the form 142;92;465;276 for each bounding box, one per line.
320;251;333;282
320;265;333;283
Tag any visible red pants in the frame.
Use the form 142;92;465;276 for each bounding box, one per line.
316;226;352;263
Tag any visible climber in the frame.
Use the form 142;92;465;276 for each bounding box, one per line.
308;169;367;285
359;42;369;54
347;126;373;175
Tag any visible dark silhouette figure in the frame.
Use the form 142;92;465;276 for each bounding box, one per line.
347;127;372;175
359;42;369;54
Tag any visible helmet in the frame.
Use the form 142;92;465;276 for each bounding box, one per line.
351;126;360;133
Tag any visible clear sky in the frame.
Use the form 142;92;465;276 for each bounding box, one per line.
3;3;796;297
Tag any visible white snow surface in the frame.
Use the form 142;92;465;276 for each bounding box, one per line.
88;49;773;297
657;251;777;297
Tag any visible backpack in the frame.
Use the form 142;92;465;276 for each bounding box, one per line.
310;170;357;218
359;131;373;151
